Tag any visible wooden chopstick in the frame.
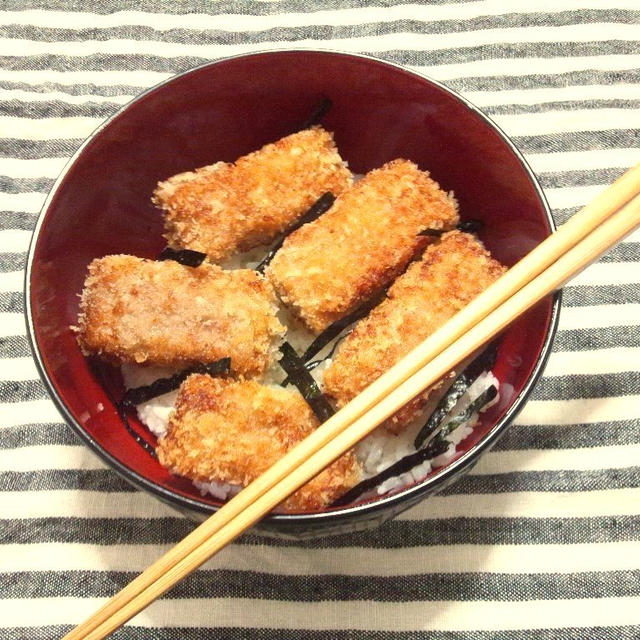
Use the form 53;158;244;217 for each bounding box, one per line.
65;163;640;640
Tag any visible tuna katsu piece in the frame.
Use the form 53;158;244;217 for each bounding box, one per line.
266;159;459;333
156;374;362;512
153;126;352;263
76;255;284;376
323;231;506;433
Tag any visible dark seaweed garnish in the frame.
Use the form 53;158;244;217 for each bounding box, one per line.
87;358;157;458
428;384;497;448
303;218;487;362
255;192;336;273
298;97;332;130
417;228;446;238
115;403;158;458
157;247;207;267
278;341;335;422
282;332;350;387
417;219;484;238
331;384;498;507
413;344;497;449
118;358;231;408
457;219;484;233
301;289;388;362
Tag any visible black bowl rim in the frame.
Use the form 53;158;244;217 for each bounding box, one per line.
24;48;561;527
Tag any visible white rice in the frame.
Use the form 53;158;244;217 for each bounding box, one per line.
122;188;498;505
122;337;498;503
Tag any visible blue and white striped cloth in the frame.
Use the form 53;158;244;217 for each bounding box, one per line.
1;2;639;637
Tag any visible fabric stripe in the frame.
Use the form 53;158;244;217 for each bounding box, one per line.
3;540;639;575
3;68;639;101
0;424;79;449
4;106;636;142
544;347;640;375
1;595;639;631
2;3;639;30
554;326;640;350
3;568;640;601
495;420;640;451
3;514;637;547
1;399;65;428
0;356;37;380
4;45;639;77
533;372;640;400
1;147;637;181
4;23;639;57
4;442;640;475
0;336;32;359
2;10;639;45
398;488;640;521
516;396;640;426
0;313;26;337
4;0;638;13
3;59;639;91
561;284;640;306
2;627;639;640
559;304;640;330
3;488;640;520
3;466;639;494
3;94;638;125
0;253;26;272
4;132;636;165
0;292;24;313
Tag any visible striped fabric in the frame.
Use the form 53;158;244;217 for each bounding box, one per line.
1;1;639;638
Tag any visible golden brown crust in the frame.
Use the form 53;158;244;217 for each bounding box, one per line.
323;231;506;433
76;255;284;376
153;127;352;263
156;374;361;512
266;159;459;333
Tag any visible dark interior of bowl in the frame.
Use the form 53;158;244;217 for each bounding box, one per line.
28;51;556;533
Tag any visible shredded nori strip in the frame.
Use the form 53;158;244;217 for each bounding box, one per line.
118;358;231;408
457;219;484;233
414;376;471;449
417;228;446;237
413;344;498;449
298;97;332;130
331;384;498;507
87;358;157;458
417;219;484;238
115;403;158;458
430;384;498;446
157;247;207;267
301;289;388;362
297;220;487;364
278;341;335;422
282;331;350;387
255;192;336;273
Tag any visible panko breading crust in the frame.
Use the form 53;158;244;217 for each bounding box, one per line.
153;126;352;263
266;159;460;333
76;255;284;376
323;231;506;433
156;374;362;512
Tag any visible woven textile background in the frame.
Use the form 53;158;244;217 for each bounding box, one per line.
1;1;639;638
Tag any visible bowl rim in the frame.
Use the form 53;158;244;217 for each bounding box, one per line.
24;48;561;526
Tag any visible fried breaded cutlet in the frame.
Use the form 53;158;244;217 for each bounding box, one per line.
323;231;506;434
156;374;361;512
266;159;459;333
152;126;352;263
76;255;284;376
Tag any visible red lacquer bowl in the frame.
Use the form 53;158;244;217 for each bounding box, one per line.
25;50;559;538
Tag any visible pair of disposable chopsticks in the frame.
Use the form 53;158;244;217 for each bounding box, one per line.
65;163;640;640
